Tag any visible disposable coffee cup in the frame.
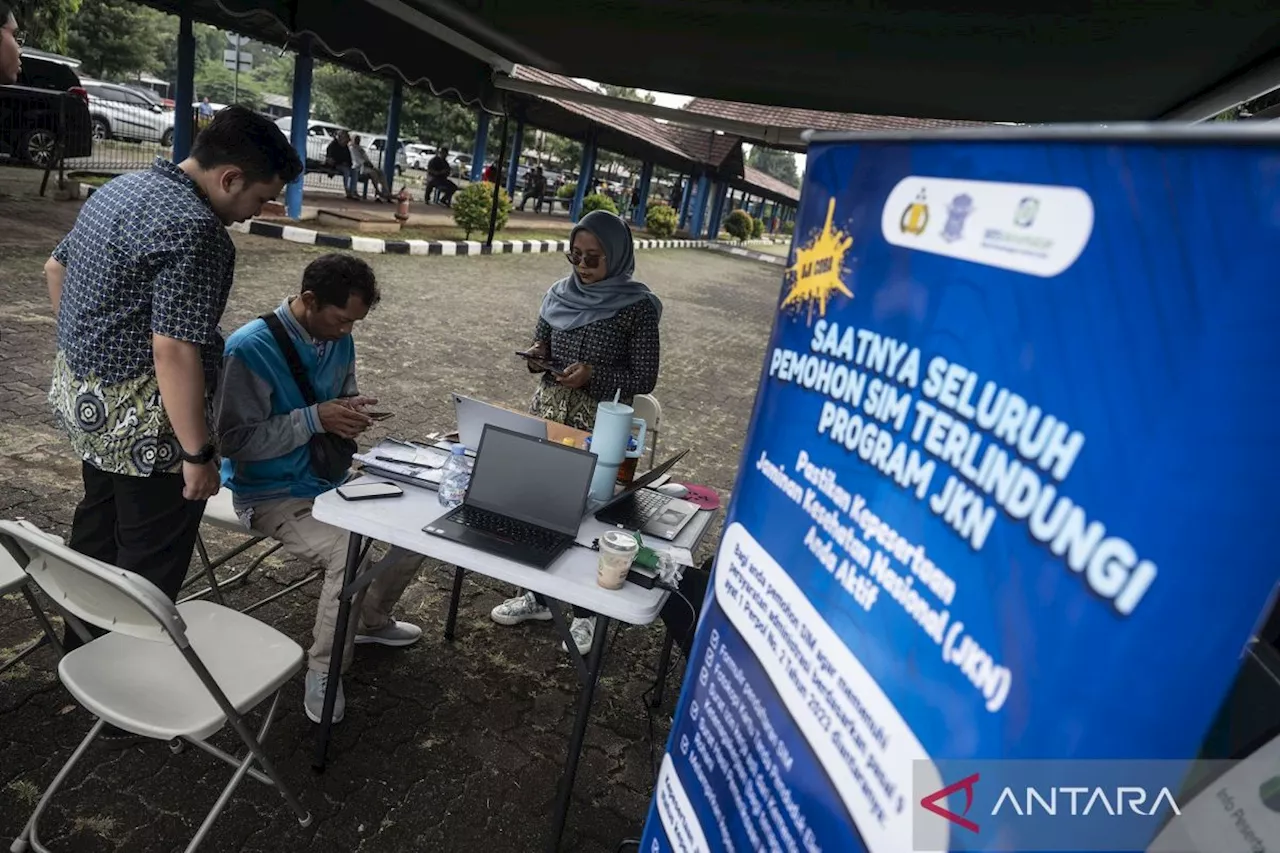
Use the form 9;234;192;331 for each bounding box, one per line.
597;530;639;590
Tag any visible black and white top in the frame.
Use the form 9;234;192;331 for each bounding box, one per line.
534;299;661;402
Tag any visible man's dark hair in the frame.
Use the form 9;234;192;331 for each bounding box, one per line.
190;105;303;185
1;4;13;23
301;253;381;310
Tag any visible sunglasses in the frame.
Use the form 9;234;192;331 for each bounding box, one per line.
564;251;603;270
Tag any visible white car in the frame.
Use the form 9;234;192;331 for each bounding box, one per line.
274;116;349;164
404;143;434;170
84;80;175;146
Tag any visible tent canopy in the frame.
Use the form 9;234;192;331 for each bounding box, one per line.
412;0;1280;122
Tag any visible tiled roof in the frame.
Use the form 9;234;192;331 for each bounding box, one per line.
741;165;800;202
511;66;691;162
662;123;739;167
683;97;988;135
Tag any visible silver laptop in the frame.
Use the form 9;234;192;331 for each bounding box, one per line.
453;394;546;450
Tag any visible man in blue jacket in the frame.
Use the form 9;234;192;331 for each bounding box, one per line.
216;253;422;724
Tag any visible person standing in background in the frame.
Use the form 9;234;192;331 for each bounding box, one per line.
42;107;301;665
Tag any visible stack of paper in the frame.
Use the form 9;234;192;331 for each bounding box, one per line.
354;440;448;489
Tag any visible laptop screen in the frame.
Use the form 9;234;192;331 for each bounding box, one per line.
465;426;597;537
454;394;547;450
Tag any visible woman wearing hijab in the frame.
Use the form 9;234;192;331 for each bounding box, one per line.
490;210;662;653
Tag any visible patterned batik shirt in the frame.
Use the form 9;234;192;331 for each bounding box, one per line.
48;157;236;477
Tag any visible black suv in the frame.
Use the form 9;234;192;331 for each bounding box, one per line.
0;49;93;167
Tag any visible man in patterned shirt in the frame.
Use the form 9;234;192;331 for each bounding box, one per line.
43;106;302;651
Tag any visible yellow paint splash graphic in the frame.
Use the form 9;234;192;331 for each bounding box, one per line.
781;198;854;321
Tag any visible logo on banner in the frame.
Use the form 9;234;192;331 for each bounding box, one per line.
782;197;853;321
921;773;982;833
899;190;930;234
1014;196;1040;228
941;193;975;242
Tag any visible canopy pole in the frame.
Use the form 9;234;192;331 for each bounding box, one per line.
486;111;510;249
172;7;196;162
383;78;403;190
470;112;490;182
505;116;524;196
285;45;313;220
633;160;653;227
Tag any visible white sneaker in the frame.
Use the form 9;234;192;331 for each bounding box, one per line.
355;619;423;647
304;669;345;724
561;616;596;656
490;591;552;626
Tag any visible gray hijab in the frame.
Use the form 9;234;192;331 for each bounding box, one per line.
538;210;663;331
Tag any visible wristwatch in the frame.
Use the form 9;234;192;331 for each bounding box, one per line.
179;441;218;465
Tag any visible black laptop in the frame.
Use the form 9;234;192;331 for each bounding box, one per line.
592;449;698;540
423;425;597;569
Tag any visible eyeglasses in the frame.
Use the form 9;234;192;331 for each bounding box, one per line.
7;28;24;47
565;251;603;269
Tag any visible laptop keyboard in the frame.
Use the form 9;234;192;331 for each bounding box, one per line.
451;505;565;553
597;488;673;529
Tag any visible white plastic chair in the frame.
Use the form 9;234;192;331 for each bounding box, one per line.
0;519;311;853
631;393;663;467
0;527;63;676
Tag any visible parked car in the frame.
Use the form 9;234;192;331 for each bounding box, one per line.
449;152;473;178
404;143;434;170
274;116;348;165
0;49;92;167
84;79;176;147
363;135;408;175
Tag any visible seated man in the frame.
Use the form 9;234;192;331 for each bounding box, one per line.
216;253;423;724
325;129;357;199
349;134;391;202
425;146;458;206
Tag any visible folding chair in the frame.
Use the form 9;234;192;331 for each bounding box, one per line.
0;520;311;853
0;526;63;676
181;490;318;615
631;393;663;467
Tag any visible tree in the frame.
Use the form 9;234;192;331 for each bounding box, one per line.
452;181;511;240
747;145;801;188
194;58;262;109
11;0;81;54
67;0;168;79
310;62;477;147
599;84;656;105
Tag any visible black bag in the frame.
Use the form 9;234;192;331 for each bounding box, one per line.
260;312;357;484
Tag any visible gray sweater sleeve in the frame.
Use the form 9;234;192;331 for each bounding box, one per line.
215;354;321;462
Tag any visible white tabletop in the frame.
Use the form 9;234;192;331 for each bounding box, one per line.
313;479;710;625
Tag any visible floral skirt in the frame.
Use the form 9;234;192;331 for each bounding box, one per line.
529;380;600;431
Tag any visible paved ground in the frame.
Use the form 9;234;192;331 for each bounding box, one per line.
0;196;784;852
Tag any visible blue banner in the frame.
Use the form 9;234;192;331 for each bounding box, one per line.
639;131;1280;853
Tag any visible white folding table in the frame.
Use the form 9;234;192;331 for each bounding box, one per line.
310;476;713;851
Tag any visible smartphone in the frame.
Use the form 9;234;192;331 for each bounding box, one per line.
366;411;395;421
337;482;404;501
515;352;566;377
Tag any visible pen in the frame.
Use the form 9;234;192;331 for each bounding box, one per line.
374;456;437;469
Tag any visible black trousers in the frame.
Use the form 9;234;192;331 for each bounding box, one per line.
63;462;206;650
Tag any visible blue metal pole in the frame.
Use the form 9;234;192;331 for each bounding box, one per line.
708;181;730;240
172;11;195;162
688;174;710;237
470;112;490;182
678;173;695;228
633;160;653;226
284;50;313;220
383;77;403;190
505;117;524;196
570;135;596;222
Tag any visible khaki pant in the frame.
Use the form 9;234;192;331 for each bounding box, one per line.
250;498;423;674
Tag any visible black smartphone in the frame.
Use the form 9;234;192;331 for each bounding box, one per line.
337;482;404;501
515;351;566;377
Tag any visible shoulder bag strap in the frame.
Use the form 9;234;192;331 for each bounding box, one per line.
259;312;318;407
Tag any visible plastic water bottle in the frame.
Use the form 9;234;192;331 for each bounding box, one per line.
438;444;472;508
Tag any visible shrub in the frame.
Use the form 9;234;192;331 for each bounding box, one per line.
556;181;577;199
751;216;765;239
779;221;795;236
723;209;753;242
582;193;618;215
646;203;678;238
451;181;512;240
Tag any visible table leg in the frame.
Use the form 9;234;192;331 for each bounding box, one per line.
651;628;675;709
444;565;464;641
546;614;611;853
312;532;363;772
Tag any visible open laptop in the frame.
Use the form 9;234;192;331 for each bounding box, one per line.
424;425;597;569
593;449;700;541
454;394;546;451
